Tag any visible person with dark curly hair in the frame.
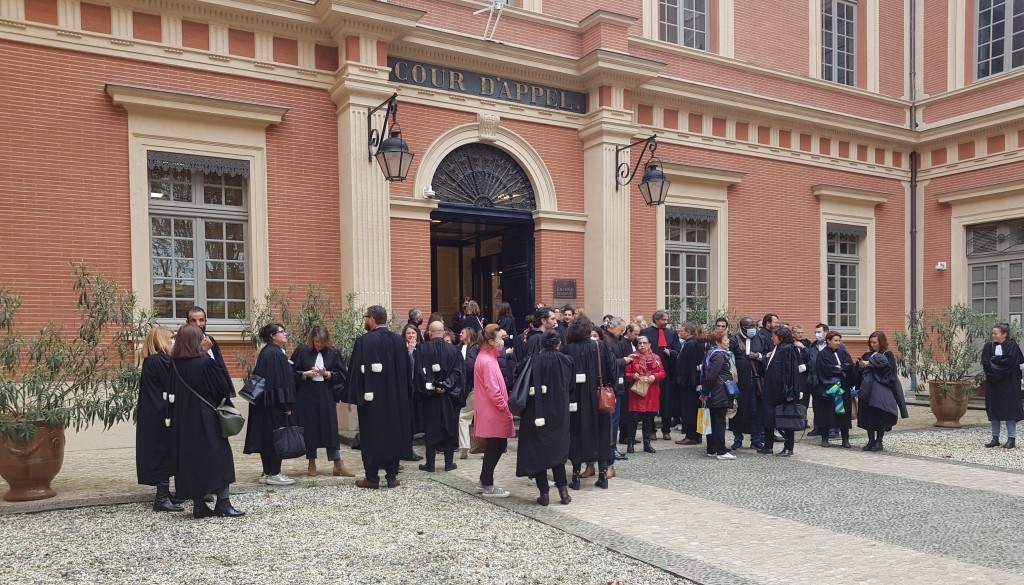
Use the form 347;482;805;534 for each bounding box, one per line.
244;322;298;486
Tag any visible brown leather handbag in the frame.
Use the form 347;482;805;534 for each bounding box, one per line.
596;343;616;414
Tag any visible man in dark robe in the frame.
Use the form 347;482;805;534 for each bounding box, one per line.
602;317;634;461
757;313;780;353
729;316;770;450
407;307;425;344
675;323;704;445
555;304;574;344
641;310;679;441
344;305;413;489
414;321;465;471
523;307;559;358
187;306;235;396
619;323;640;444
805;323;829;436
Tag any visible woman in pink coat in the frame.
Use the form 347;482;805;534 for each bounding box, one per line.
624;336;667;454
474;324;516;497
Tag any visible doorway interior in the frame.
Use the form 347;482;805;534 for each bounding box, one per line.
430;204;534;332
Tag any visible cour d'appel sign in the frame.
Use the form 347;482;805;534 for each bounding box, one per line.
388;57;587;114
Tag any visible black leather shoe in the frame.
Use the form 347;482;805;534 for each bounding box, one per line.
1004;438;1016;449
807;429;821;437
153;497;184;513
402;454;423;462
417;464;435;472
569;472;581;490
613;451;628;461
870;442;884;452
626;441;635;454
536;492;549;506
214;499;245;518
558;486;572;505
444;462;458;471
595;471;608;489
862;441;875;451
776;449;793;457
985;437;1001;448
193;500;215;519
642;441;656;454
756;448;773;455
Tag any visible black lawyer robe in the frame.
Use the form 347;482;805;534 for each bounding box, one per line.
856;351;908;431
761;342;800;429
136;353;173;486
243;344;297;455
813;345;855;430
640;325;679;429
291;345;347;453
516;349;574;478
676;336;705;440
981;340;1024;422
344;326;414;468
563;339;615;467
414;338;466;449
170;356;236;499
206;335;236;397
729;333;769;435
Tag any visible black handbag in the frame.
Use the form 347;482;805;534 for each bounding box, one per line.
273;416;306;459
508;357;533;416
330;379;347;403
171;362;245;438
239;374;266;404
724;380;741;398
774;402;807;431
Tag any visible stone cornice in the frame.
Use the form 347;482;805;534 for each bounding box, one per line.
813;184;891;207
389;195;438;221
936;180;1024;206
917;102;1024;144
578;10;637;32
314;0;425;40
576;48;665;89
533;210;588;232
106;84;288;125
661;163;745;187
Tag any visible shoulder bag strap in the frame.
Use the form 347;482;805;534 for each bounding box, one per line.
170;360;219;412
594;342;604;386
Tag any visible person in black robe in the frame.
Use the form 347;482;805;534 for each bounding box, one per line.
981;322;1024;449
401;324;425;462
186;306;235;396
562;317;616;490
856;331;908;451
414;321;465;472
675;324;704;445
805;324;829;436
523;307;559;358
602;318;635;463
344;305;413;488
291;325;354;477
406;308;425;344
136;326;181;512
619;323;640;444
243;322;298;485
729;317;769;450
641;310;679;441
813;330;855;448
759;326;801;456
516;330;574;506
169;325;242;518
497;302;517;349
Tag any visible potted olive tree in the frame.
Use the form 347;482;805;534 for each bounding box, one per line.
0;265;151;501
894;304;990;428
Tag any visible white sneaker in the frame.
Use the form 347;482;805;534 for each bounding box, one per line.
265;473;296;486
717;453;737;460
480;485;510;498
674;424;683;431
258;474;269;484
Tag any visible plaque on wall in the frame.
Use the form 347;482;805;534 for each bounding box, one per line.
553;279;577;303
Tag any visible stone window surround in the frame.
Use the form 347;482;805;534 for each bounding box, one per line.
106;84;286;333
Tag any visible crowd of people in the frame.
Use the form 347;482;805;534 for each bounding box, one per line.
135;302;1023;517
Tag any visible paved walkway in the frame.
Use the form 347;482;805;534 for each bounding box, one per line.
3;404;1021;584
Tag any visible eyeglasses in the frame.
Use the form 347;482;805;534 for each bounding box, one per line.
276;329;286;335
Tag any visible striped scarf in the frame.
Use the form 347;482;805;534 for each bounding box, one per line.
825;382;846;414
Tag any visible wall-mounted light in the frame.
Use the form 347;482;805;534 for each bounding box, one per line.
368;93;414;182
614;135;671;206
423;186;437;199
936;262;947;271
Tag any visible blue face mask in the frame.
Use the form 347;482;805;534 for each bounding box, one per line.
815;332;824;341
745;328;757;338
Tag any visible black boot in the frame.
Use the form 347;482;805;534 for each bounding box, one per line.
871;431;885;452
558;485;572;505
863;431;876;451
419;447;436;472
444;448;457;471
569;468;581;490
536;490;549;506
595;471;608;489
153;481;184;513
1004;438;1016;449
626;440;635;454
193;499;215;519
643;439;656;454
985;436;1001;448
213;497;245;518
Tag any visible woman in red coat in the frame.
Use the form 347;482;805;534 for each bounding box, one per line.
624;336;666;454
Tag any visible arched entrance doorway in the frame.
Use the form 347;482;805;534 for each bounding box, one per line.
430;143;535;331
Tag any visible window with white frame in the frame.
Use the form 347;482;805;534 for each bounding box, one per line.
967;219;1024;324
665;207;714;322
147;151;250;323
977;0;1024;79
826;224;862;330
660;0;708;51
822;0;857;85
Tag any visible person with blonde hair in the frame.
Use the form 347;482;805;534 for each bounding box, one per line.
136;326;181;512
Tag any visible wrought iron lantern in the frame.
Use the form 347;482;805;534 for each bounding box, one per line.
614;135;671;205
367;93;414;182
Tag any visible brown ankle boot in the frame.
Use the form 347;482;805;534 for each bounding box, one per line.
579;463;596;478
333;460;355;477
307;460;317;477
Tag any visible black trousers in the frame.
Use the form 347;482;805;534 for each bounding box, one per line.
363;456;400;482
706;407;728;455
260;452;282;476
659;379;676;433
763;427;795;452
681;385;702;441
479;437;507;487
628;411;656;440
533;465;567;493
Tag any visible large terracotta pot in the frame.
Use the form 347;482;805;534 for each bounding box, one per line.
928;380;972;428
0;422;66;501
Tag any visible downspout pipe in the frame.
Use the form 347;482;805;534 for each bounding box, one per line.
908;0;919;393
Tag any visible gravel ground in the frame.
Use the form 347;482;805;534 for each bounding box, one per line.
0;479;690;585
882;424;1024;470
